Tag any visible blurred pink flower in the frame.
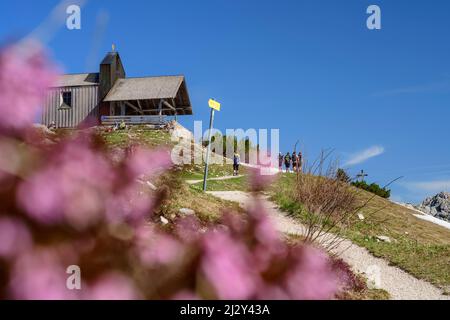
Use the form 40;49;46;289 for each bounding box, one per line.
125;148;172;179
134;225;183;266
83;272;141;300
0;44;57;132
106;181;160;224
105;148;173;223
0;137;22;180
255;284;290;300
284;246;337;300
17;139;114;227
8;250;78;300
175;215;202;242
201;231;258;300
172;290;200;300
249;167;277;191
221;211;248;235
0;217;32;259
248;201;281;247
17;167;65;224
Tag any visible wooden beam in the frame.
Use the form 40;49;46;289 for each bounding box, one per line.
124;101;144;115
139;107;189;113
137;100;143;111
158;100;163;122
162;99;176;111
172;98;179;119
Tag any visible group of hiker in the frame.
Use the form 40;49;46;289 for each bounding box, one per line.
279;151;303;173
232;151;303;175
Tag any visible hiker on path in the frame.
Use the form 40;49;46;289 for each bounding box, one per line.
298;152;303;173
233;152;241;176
278;153;283;172
292;151;298;172
284;152;292;173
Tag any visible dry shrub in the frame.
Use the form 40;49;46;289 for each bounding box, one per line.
294;151;362;252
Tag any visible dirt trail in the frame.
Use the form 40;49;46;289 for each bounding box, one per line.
208;190;450;300
186;175;245;185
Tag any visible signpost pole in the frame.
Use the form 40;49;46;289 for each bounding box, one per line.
203;107;215;192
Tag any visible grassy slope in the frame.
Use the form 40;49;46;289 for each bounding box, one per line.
159;175;243;222
191;176;250;192
100;127;390;298
181;164;247;181
101;127;173;149
271;174;450;289
100;127;243;222
176;162;450;291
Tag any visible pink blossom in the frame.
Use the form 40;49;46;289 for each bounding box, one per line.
255;284;290;300
0;44;57;132
17;139;113;227
105;184;154;223
8;250;78;300
249;167;277;191
284;246;337;300
0;137;22;180
248;201;281;247
0;217;32;259
201;231;258;299
220;211;247;235
175;215;202;242
134;225;183;266
83;272;141;300
125;148;172;179
172;290;200;300
17;167;65;224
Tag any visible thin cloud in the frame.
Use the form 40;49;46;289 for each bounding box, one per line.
373;81;450;97
403;180;450;193
343;146;384;166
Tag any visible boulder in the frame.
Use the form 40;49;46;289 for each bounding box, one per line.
179;208;195;216
417;192;450;222
376;235;392;243
160;216;169;225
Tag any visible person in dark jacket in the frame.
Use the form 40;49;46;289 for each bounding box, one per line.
284;152;292;173
292;151;298;172
278;153;283;172
298;151;303;173
233;152;241;176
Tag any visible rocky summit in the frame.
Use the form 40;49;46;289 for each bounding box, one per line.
417;192;450;222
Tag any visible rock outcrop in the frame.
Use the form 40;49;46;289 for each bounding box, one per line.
417;192;450;222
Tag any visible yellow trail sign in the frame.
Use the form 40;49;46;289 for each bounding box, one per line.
208;99;221;111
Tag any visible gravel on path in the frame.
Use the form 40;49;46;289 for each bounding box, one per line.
208;190;450;300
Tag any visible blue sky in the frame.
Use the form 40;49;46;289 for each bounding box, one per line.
1;0;450;203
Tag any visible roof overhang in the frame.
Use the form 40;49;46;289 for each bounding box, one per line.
103;76;193;115
53;73;100;87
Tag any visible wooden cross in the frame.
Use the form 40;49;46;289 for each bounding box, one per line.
356;170;368;182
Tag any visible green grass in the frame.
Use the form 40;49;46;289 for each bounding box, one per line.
191;175;250;192
158;174;243;223
100;127;396;297
100;126;243;222
340;287;391;300
270;174;450;289
181;163;249;181
100;126;173;149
